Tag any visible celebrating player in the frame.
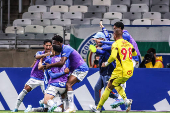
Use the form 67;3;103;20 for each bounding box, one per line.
90;29;137;113
12;39;52;112
45;35;89;112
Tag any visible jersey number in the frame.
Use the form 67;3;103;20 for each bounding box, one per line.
121;47;132;60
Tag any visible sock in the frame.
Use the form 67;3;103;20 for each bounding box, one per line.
67;91;74;109
115;86;127;100
39;98;44;105
44;104;48;109
15;89;28;109
47;100;56;108
97;87;112;109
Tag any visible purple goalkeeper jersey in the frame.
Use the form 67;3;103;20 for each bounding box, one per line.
44;55;69;84
123;30;141;56
30;51;50;80
61;44;85;72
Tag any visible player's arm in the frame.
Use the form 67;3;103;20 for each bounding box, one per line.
38;58;45;70
48;68;70;79
123;32;131;42
100;21;110;41
100;41;114;45
35;52;51;59
102;47;118;67
46;57;67;69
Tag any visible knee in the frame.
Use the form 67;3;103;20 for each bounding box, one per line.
94;85;99;91
66;82;71;88
24;85;32;92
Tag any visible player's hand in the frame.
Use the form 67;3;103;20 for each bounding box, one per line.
45;63;51;69
97;47;103;50
64;68;70;74
101;62;106;67
100;21;104;28
92;38;97;41
44;52;51;57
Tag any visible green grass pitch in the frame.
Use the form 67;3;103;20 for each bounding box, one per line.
1;111;170;113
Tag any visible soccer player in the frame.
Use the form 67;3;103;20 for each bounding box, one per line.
45;35;89;112
38;45;70;112
12;39;52;112
89;31;117;109
90;29;137;113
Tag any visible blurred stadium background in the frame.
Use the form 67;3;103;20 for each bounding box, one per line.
0;0;170;112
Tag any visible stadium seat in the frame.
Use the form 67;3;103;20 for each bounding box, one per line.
28;5;47;12
104;12;122;19
22;12;41;20
163;12;170;19
152;19;170;25
13;19;31;26
93;0;111;6
111;0;130;7
131;0;150;6
143;12;161;19
65;33;70;40
35;0;54;6
132;19;152;25
5;26;24;34
63;12;82;19
25;25;44;34
84;12;103;19
88;6;106;13
71;19;91;25
17;34;35;39
32;19;51;26
111;19;130;25
130;4;149;12
91;19;110;25
74;0;92;6
151;0;169;6
69;5;88;13
52;19;71;26
109;5;127;12
50;5;69;12
42;12;61;19
151;5;169;13
123;12;142;20
0;33;16;39
44;25;63;36
36;33;56;39
55;0;73;6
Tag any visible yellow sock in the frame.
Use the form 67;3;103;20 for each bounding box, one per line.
97;87;112;109
115;86;127;100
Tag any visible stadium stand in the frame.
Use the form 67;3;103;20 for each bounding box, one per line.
111;19;130;25
130;4;149;12
151;5;169;13
63;12;83;19
132;19;152;25
74;0;92;6
32;19;51;26
93;0;111;6
104;12;122;19
13;19;32;26
42;12;61;19
152;19;170;25
52;19;71;26
25;25;44;34
22;12;41;20
109;5;127;12
54;0;73;6
111;0;130;7
131;0;150;6
50;5;69;12
91;19;110;25
28;5;47;12
123;12;142;20
151;0;169;6
35;0;54;6
69;5;88;12
5;26;24;34
163;12;170;19
84;12;103;19
71;19;91;25
36;33;57;39
143;12;161;19
88;6;107;13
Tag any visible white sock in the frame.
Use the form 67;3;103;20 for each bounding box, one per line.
47;99;56;108
67;91;74;109
15;89;28;109
39;98;44;104
44;104;48;109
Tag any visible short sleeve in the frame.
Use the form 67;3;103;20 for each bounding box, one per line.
62;46;74;58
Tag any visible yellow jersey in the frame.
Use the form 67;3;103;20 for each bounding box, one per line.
108;39;137;77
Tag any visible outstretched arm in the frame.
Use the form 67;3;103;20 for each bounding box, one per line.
46;57;67;69
48;68;70;79
100;21;110;41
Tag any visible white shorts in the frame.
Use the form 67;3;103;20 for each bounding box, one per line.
46;85;66;97
26;78;44;92
72;70;88;81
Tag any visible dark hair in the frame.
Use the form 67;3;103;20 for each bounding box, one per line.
114;22;124;30
52;35;63;43
147;48;156;54
95;54;100;59
52;45;62;53
43;39;52;45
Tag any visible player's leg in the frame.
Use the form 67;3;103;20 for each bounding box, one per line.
94;75;104;106
12;78;40;112
39;80;45;107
